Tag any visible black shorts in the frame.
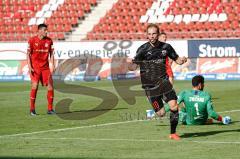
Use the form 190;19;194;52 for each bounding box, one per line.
145;89;177;112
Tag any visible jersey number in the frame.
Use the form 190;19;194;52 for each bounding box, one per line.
194;103;200;116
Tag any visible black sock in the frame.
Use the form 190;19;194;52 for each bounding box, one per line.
170;110;179;134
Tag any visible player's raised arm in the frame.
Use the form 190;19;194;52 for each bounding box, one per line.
166;43;187;65
175;56;188;65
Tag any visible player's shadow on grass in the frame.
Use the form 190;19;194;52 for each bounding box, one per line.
180;128;240;138
55;107;128;114
155;121;240;128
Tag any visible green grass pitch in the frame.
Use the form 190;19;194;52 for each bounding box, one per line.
0;80;240;159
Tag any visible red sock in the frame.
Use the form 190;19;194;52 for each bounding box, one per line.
47;90;54;111
30;89;37;111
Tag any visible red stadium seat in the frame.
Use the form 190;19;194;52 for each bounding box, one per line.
0;0;97;41
0;0;239;41
86;0;240;40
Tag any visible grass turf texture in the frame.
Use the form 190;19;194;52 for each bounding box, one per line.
0;80;240;159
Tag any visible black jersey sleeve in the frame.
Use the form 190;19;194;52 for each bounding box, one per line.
166;44;179;61
133;43;147;64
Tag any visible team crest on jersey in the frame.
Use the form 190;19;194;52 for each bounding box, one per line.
45;43;49;47
161;50;167;56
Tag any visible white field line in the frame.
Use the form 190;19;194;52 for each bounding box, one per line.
0;109;239;139
218;109;240;113
4;137;240;145
0;120;146;138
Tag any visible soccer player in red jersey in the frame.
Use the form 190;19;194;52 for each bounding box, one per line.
159;32;174;85
27;24;55;115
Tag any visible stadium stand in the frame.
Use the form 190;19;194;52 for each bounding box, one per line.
86;0;240;40
0;0;97;41
0;0;239;41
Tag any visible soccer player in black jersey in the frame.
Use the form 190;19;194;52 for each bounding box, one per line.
129;24;187;140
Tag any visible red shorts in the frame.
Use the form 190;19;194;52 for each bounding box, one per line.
30;68;53;86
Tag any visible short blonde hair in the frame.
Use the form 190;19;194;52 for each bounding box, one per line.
146;24;160;34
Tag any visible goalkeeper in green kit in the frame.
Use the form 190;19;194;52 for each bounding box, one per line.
164;75;231;125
